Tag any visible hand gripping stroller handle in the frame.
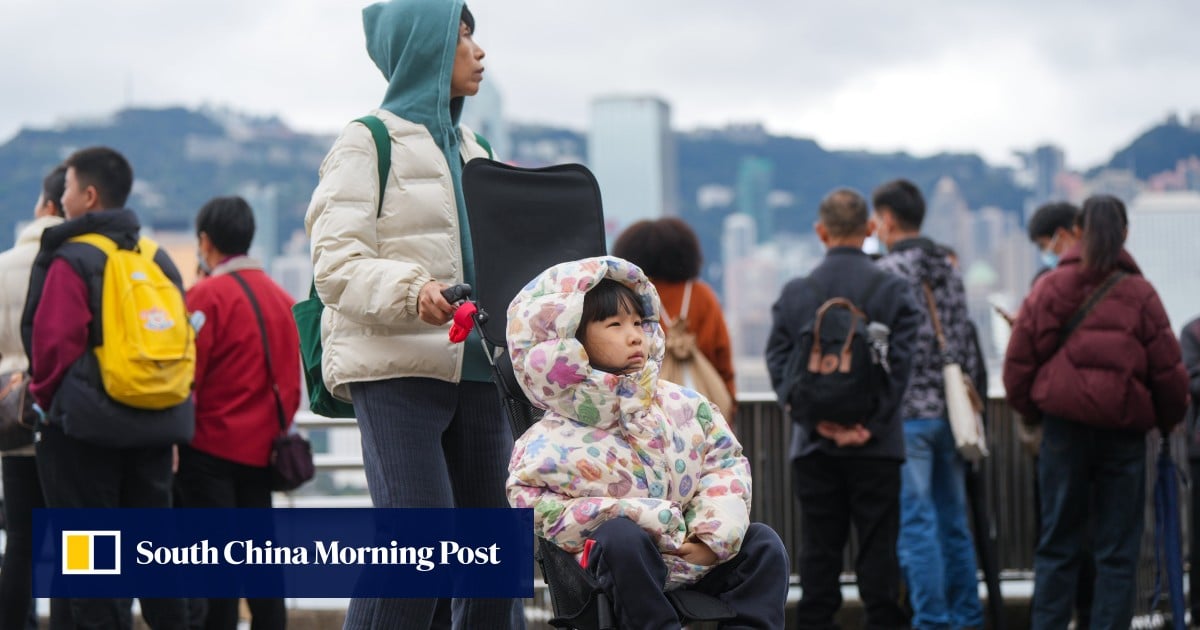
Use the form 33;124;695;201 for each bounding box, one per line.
441;283;472;304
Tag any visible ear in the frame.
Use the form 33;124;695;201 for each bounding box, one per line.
866;217;878;237
82;184;100;211
814;222;829;245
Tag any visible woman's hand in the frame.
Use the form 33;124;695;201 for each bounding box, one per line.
672;539;719;566
418;281;455;326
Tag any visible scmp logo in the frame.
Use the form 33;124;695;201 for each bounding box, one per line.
62;531;121;575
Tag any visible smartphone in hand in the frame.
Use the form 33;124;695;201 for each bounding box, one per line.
991;302;1015;326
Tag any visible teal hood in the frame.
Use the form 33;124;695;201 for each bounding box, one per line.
363;0;466;135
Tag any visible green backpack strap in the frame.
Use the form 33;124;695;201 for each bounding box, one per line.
306;115;392;301
352;115;392;218
473;132;494;160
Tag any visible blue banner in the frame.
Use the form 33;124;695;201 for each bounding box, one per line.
33;508;533;598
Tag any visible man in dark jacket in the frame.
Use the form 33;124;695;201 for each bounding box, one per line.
766;188;921;629
873;179;985;629
21;146;190;629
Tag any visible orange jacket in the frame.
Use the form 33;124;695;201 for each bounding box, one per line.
653;279;737;403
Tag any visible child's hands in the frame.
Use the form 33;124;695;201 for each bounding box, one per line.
672;539;718;566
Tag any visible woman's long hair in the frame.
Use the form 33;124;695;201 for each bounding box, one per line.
1079;195;1128;272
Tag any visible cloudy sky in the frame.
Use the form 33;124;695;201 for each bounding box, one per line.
2;0;1197;169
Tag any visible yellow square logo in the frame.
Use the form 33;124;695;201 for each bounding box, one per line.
62;531;121;575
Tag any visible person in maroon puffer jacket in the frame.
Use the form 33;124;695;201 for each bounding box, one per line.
1003;194;1189;630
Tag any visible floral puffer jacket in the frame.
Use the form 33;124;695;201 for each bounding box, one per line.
506;257;752;585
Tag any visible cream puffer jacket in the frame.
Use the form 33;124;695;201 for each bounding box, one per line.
0;215;64;455
305;109;488;400
505;257;752;585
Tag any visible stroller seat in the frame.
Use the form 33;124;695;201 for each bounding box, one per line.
461;158;736;629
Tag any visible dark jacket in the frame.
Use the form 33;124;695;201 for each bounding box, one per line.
766;247;922;461
1003;246;1188;433
876;237;981;421
1178;317;1200;458
22;209;194;447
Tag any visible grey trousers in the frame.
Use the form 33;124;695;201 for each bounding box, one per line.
343;377;524;630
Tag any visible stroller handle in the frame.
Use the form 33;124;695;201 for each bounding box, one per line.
441;283;472;304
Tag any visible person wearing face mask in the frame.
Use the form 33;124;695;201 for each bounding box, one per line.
1027;202;1081;281
176;196;300;630
1017;201;1093;627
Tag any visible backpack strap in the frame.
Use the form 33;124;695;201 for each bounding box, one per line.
473;132;494;159
352;115;391;219
70;234;159;261
661;280;696;329
307;116;394;302
230;272;289;435
921;283;948;354
1056;270;1127;350
68;233;119;255
807;298;866;375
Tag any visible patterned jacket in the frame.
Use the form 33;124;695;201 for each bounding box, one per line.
505;257;752;585
876;237;981;421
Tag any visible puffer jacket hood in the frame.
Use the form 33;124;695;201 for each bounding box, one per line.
506;256;752;585
507;256;667;425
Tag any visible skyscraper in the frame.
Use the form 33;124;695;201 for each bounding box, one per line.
461;78;509;160
1125;191;1200;330
588;96;677;239
736;157;773;243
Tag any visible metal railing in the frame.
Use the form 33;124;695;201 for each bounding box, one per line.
293;394;1190;623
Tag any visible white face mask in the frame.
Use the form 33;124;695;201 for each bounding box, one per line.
1039;231;1062;269
196;249;212;275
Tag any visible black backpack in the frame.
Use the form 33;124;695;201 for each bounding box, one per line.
783;275;888;426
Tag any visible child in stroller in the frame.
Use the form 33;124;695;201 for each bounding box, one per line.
505;256;788;629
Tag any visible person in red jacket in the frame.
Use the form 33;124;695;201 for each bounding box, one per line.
1003;194;1189;630
175;196;300;630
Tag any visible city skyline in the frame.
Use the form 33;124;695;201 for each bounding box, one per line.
2;1;1199;169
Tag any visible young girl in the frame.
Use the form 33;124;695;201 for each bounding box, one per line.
506;256;788;629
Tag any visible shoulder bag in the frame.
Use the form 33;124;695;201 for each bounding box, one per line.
922;283;988;464
232;272;315;492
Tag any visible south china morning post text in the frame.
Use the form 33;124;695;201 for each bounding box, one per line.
32;508;534;599
133;538;501;572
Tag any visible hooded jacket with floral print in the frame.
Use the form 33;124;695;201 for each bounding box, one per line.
505;256;751;585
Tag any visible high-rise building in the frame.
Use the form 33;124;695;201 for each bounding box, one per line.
736;157;773;243
461;78;509;160
1125;191;1200;330
240;182;279;270
588;96;677;239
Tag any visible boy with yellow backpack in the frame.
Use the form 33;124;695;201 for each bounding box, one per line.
21;146;193;628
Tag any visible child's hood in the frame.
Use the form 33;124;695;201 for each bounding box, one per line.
506;256;666;427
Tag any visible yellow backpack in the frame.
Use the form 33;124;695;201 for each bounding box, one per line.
68;234;195;410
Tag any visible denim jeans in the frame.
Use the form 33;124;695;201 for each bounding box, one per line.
1032;415;1146;630
897;418;983;629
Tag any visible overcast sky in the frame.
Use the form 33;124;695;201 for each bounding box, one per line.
2;1;1197;169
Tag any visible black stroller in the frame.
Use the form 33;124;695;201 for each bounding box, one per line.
459;159;737;629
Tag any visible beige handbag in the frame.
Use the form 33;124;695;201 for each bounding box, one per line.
922;284;988;464
659;281;735;416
